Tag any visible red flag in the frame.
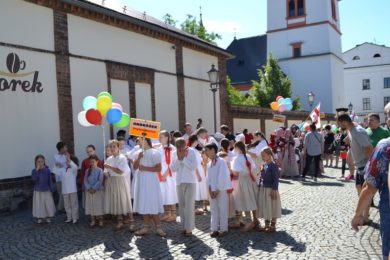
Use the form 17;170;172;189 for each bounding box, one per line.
309;102;321;128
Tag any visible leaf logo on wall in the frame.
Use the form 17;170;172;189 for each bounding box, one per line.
0;52;43;93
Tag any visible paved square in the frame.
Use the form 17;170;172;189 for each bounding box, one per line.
0;168;382;259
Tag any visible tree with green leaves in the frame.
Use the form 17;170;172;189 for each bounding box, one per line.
162;13;222;45
162;13;177;27
249;54;300;110
226;76;249;105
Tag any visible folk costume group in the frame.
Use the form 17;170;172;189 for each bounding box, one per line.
31;127;282;238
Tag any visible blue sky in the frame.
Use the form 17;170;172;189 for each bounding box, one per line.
90;0;390;52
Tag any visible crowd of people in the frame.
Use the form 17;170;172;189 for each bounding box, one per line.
30;107;390;258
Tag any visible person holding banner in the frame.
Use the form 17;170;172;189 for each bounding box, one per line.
104;140;134;231
171;138;199;236
133;138;166;237
158;130;178;222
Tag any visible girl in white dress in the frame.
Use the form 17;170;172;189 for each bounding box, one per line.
188;135;207;214
158;131;178;222
84;155;105;227
231;141;259;232
133;138;166;237
104;140;134;230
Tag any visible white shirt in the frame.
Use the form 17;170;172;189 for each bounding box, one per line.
207;158;232;192
198;136;219;148
182;132;193;141
249;140;268;157
171;147;198;184
55;161;77;194
52;153;67;182
158;145;176;174
105;154;130;177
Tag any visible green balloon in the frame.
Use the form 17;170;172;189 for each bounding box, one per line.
113;113;130;128
97;91;112;100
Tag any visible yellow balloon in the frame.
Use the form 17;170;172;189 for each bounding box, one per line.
270;102;279;111
96;96;112;116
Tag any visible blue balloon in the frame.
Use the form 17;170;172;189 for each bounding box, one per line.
285;98;292;104
285;103;293;111
106;108;122;124
82;96;97;111
278;98;285;105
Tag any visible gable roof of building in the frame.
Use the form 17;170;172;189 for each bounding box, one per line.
61;0;233;57
343;42;390;54
226;34;267;85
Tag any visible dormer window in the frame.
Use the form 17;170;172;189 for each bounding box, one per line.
287;0;305;18
373;53;381;58
352;56;360;60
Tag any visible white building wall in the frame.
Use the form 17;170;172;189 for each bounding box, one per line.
267;0;285;31
135;83;152;121
0;0;54;51
0;47;59;178
343;43;390;123
67;15;176;74
110;79;131;133
70;57;109;161
184;78;220;132
233;119;261;135
154;73;179;131
278;55;334;113
183;48;218;81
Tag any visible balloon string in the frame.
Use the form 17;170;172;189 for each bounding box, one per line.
102;120;106;160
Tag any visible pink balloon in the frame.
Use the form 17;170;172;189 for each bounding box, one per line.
278;104;286;112
111;102;123;112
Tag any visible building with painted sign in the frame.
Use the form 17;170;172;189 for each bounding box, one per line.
0;0;231;205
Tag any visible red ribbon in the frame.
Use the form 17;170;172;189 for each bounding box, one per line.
165;147;172;177
158;146;173;182
245;159;256;182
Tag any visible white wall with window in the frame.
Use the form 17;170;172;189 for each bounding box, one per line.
343;43;390;123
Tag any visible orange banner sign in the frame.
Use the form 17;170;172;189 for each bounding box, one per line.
129;118;161;139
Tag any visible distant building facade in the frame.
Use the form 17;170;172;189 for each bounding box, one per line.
343;43;390;123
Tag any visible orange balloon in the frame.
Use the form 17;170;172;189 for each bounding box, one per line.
270;102;279;111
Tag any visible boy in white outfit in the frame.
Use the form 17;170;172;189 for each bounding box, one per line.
55;152;79;224
205;142;232;237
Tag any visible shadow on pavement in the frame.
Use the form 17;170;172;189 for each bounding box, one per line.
216;230;306;257
302;181;344;187
282;208;293;215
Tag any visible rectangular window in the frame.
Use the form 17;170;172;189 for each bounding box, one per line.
292;45;302;58
384;96;390;107
363;98;371;110
362;79;370;90
384;77;390;88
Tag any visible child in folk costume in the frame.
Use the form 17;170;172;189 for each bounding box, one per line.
257;147;282;233
187;135;208;214
280;128;299;177
32;155;56;224
218;152;236;221
54;152;79;224
248;131;268;173
171;138;199;237
231;141;259;232
104;140;134;231
158;130;178;222
52;142;67;212
133;138;166;237
84;155;105;227
205;143;232;237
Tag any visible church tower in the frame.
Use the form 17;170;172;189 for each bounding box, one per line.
267;0;344;112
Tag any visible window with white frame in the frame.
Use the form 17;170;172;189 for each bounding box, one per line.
384;97;390;107
363;98;371;110
384;77;390;89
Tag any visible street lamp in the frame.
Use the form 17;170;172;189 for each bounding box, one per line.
307;91;315;110
207;64;219;133
348;102;353;115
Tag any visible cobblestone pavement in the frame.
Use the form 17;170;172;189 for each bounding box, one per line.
0;168;382;260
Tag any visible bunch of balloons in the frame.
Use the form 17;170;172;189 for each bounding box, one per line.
77;91;130;128
270;96;293;112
